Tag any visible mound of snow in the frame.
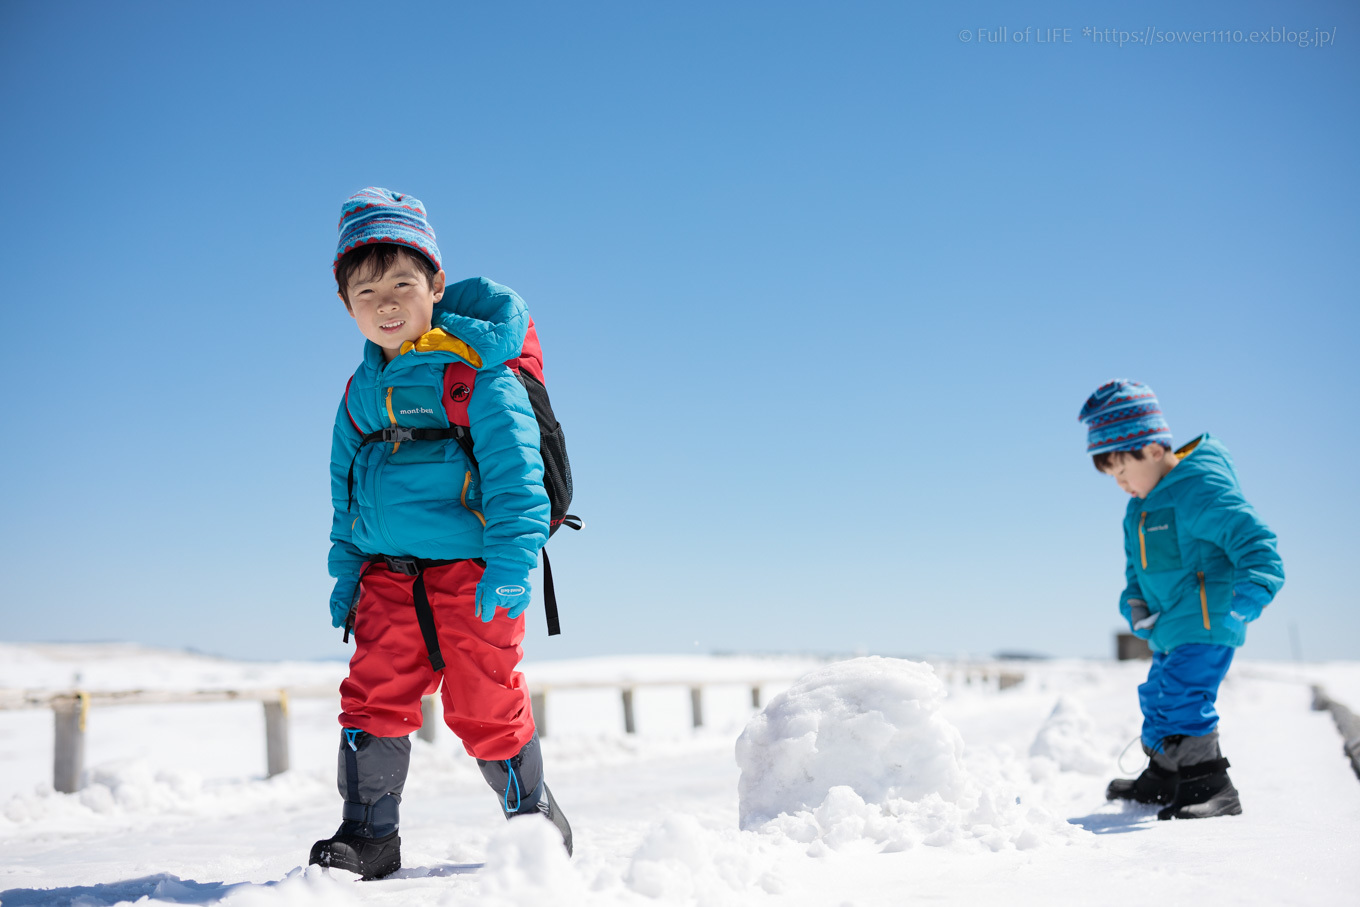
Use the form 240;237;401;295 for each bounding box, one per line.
736;657;967;825
626;814;784;902
476;816;589;906
735;657;1081;852
1028;696;1110;775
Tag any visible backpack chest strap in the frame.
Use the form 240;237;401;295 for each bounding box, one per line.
345;424;471;512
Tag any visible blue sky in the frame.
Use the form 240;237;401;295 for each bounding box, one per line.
1;1;1356;663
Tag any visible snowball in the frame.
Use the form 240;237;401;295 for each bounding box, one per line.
736;657;967;828
735;657;1083;854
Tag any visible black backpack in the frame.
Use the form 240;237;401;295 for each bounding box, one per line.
442;317;579;633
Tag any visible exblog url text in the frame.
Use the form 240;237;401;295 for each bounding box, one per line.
958;26;1337;48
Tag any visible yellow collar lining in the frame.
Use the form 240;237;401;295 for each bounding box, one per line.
398;328;483;368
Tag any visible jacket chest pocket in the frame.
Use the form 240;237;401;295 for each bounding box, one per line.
1138;508;1182;574
384;385;448;465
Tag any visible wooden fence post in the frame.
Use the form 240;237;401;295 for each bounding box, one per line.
53;693;87;794
263;693;289;777
621;687;636;734
690;686;704;729
418;695;438;743
531;691;547;738
750;685;762;709
1116;632;1152;660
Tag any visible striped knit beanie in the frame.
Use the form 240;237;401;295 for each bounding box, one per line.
334;187;442;275
1078;380;1173;455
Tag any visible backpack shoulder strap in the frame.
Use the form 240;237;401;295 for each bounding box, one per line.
343;376;361;434
442;361;478;465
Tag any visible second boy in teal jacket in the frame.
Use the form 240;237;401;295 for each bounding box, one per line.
1081;380;1283;822
1117;432;1283;653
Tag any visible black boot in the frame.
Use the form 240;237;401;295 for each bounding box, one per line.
1158;757;1242;820
309;729;410;879
478;732;573;856
310;828;401;881
1106;761;1179;804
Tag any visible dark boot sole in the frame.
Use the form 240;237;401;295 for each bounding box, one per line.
1158;794;1243;820
309;833;402;880
541;783;573;857
1105;782;1176;805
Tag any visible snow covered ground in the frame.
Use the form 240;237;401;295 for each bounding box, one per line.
1;643;1357;906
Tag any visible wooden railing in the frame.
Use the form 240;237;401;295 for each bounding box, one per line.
1311;685;1360;781
0;662;1029;795
0;678;791;794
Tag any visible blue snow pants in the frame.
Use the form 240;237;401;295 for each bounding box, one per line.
1139;643;1235;750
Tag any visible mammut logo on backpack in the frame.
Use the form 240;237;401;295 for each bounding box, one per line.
449;383;470;403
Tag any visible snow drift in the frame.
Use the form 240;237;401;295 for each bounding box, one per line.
735;657;1079;852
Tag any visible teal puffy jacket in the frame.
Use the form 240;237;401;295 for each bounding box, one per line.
327;277;549;619
1119;433;1284;653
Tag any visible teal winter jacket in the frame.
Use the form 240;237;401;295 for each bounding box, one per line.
327;278;550;620
1118;434;1284;653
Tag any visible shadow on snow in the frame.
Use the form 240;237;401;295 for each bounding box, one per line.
0;864;486;905
1068;803;1160;834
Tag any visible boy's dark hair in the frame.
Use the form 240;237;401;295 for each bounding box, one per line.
1092;442;1173;473
335;243;438;306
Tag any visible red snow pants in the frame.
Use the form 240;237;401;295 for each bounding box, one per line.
338;560;535;761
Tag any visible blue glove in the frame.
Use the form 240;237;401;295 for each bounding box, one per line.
1127;600;1159;639
476;564;532;622
329;575;361;629
1230;582;1272;623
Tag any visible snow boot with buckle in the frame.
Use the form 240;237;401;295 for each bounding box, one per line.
1106;760;1179;804
309;828;401;880
310;729;410;879
1157;757;1242;820
478;732;573;856
1107;740;1179;804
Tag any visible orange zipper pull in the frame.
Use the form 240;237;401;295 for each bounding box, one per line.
1198;571;1210;630
1138;512;1148;569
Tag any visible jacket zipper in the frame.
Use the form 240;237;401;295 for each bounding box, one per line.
385;387;400;453
461;471;487;527
1138;512;1148;569
1198;571;1210;630
371;384;398;552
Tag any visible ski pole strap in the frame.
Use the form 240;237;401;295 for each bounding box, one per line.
541;547;561;637
346;425;471;512
367;555;472;672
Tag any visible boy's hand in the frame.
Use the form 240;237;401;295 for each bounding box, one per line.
1128;600;1159;639
1230;582;1271;623
329;575;361;629
476;565;532;622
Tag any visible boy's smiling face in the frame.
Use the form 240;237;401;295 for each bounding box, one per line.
1100;444;1177;499
343;250;445;360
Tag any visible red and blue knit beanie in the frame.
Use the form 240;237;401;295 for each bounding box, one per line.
334;187;442;275
1079;379;1173;455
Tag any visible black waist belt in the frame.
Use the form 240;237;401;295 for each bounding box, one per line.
366;555;477;672
350;549;564;663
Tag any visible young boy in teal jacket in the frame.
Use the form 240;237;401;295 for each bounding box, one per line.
309;188;570;879
1079;380;1284;819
